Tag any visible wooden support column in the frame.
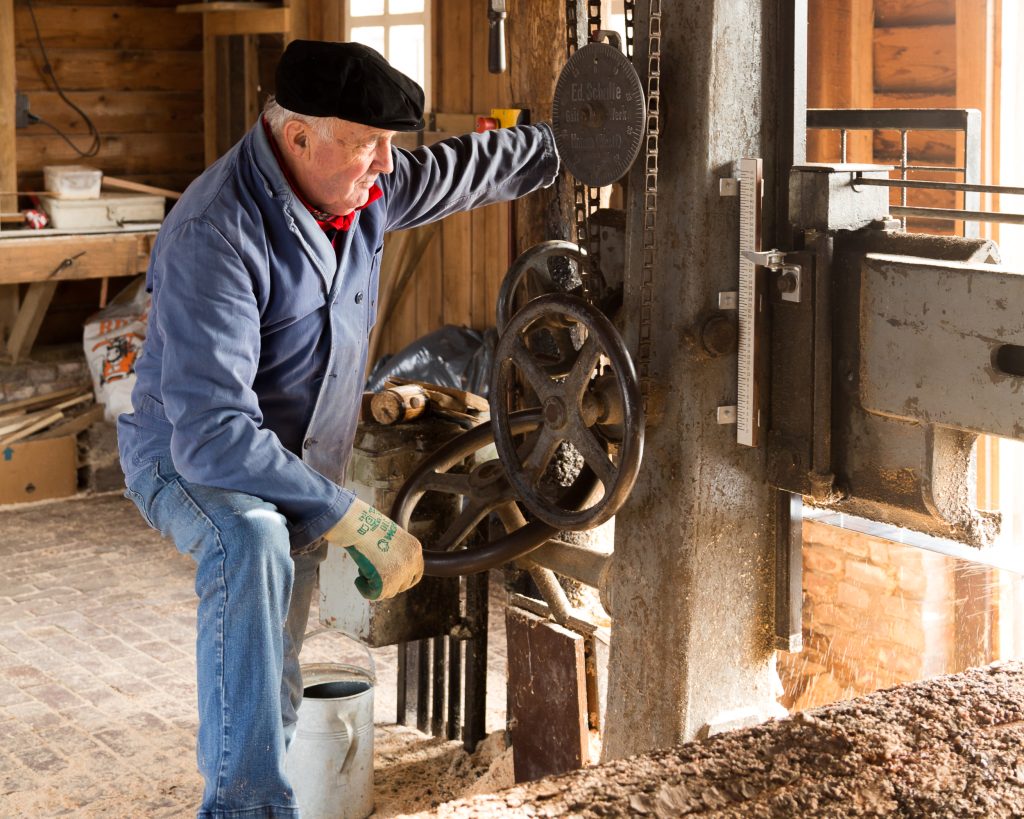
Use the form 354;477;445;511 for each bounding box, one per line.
6;281;58;363
807;0;874;162
0;286;18;355
203;16;218;166
955;0;1000;236
507;0;575;250
0;0;17;218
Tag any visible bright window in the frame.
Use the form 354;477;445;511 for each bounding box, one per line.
347;0;431;112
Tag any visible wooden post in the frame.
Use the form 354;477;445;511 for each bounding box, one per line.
0;0;18;218
955;0;1000;238
806;0;874;163
203;17;218;166
507;0;571;251
7;281;58;363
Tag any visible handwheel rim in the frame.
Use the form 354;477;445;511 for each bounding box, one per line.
496;240;589;334
392;411;596;577
491;294;644;531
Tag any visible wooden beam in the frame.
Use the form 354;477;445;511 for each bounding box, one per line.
0;232;154;284
0;285;19;356
243;35;260;125
506;607;590;781
955;0;1000;235
203;18;217;166
0;0;17;217
874;24;957;94
807;0;875;163
202;7;290;36
6;281;58;363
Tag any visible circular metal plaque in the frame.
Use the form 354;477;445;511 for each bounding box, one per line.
552;42;646;187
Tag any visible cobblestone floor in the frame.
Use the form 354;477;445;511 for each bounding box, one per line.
0;493;509;817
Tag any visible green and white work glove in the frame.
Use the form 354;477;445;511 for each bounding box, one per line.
325;498;423;601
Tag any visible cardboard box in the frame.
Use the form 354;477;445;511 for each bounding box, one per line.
0;435;78;504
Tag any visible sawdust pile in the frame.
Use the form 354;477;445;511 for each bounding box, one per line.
374;727;514;816
407;661;1024;818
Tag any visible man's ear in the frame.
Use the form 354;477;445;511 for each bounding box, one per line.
280;119;310;158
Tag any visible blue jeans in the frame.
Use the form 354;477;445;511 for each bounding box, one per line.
125;457;328;818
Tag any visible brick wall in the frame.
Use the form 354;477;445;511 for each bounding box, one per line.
0;344;91;403
778;520;959;712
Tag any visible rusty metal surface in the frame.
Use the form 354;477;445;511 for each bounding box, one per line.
821;229;1002;546
861;253;1024;438
551;41;646;188
788;164;891;233
506;606;590;781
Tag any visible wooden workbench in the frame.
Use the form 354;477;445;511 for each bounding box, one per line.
0;226;158;361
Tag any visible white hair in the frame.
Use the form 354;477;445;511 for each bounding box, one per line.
262;96;335;140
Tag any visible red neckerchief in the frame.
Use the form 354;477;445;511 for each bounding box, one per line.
261;117;382;241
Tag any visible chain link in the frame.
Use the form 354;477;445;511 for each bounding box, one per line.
564;0;603;304
623;0;635;58
637;0;661;411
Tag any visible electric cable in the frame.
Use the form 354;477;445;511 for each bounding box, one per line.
24;0;102;158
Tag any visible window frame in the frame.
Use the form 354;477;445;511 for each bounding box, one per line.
345;0;433;114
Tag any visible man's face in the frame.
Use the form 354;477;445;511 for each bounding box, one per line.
284;118;396;216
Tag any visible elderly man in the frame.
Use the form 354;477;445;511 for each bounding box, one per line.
118;40;558;818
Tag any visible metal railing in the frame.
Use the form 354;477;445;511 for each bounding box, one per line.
807;108;991;235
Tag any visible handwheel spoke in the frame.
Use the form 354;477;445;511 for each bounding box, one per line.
418;471;475;497
568;423;617;490
436;499;494;551
494;500;528;534
566;336;602;401
512;336;555;402
519;427;563;485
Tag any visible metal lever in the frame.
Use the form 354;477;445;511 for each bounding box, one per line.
742;248;786;270
487;0;506;74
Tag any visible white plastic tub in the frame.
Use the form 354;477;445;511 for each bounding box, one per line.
43;165;103;200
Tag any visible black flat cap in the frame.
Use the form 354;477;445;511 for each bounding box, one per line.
275;40;425;132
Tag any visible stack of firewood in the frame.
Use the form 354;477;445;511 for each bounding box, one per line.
0;385;101;447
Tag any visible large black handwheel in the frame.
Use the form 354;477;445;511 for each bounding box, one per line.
490;294;644;531
392;411;596;577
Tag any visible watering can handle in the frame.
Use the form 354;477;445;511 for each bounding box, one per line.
337;711;358;769
303;626;377;683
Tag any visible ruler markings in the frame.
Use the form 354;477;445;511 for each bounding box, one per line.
736;157;763;447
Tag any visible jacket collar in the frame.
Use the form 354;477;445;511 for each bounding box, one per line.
247;121;341;286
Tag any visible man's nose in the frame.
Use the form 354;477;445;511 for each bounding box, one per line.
373;138;394;174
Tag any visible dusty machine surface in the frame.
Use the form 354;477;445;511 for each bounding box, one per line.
412;661;1024;818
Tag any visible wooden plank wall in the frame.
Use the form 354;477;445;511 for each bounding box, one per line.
808;0;1000;229
373;0;515;359
13;0;204;193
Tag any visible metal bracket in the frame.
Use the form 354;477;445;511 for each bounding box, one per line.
742;249;802;303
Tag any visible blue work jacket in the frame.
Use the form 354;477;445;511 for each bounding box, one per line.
118;121;559;550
